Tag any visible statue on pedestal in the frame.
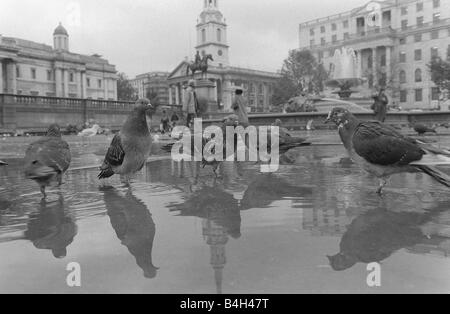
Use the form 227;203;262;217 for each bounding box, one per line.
186;52;214;78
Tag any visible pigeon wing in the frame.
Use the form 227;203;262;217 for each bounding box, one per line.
103;134;125;167
353;122;424;166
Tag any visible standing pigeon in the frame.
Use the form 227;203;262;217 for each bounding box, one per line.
161;117;240;177
98;99;153;183
24;124;71;198
326;107;450;194
412;123;437;136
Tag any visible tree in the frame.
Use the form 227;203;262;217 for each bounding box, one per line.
117;72;137;101
428;50;450;100
272;49;328;105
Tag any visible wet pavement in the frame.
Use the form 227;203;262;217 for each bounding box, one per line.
0;131;450;294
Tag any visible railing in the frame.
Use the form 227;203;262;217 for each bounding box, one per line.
1;94;135;111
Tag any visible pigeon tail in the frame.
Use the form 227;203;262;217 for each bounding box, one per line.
410;151;450;166
0;160;7;166
415;165;450;188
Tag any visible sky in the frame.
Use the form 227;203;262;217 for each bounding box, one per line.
0;0;370;77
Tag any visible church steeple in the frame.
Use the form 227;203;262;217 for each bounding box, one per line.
196;0;229;67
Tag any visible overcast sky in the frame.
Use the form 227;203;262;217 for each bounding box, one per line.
0;0;369;77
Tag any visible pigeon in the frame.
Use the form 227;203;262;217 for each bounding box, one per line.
412;123;437;136
98;99;153;183
0;160;7;166
24;124;71;198
161;117;240;177
325;107;450;194
78;124;100;137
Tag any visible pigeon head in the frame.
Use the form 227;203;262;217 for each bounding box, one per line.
134;98;154;116
327;253;357;271
325;107;352;126
46;124;62;137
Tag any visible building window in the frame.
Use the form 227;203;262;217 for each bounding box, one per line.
416;16;424;26
310;39;315;47
343;20;348;28
321;38;325;45
415;69;422;82
98;79;102;88
31;68;36;80
416;2;423;12
87;78;90;87
400;90;407;102
47;70;52;81
310;28;315;36
217;28;221;42
431;87;440;100
16;66;21;78
433;0;440;8
431;30;439;39
414;49;422;61
401;20;408;30
415;89;423;102
320;25;325;33
69;73;74;82
202;29;206;43
344;32;349;40
332;34;337;43
401;7;408;15
218;49;223;56
399;37;406;45
331;23;337;31
433;13;441;23
414;33;422;42
399;52;406;63
399;70;407;84
431;47;439;58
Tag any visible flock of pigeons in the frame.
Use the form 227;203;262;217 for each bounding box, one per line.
1;99;450;198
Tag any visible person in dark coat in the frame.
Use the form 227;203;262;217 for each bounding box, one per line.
371;88;388;122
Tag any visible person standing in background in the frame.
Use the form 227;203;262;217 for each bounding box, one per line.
232;89;249;127
182;80;198;128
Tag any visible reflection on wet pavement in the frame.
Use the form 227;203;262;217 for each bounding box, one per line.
1;137;450;293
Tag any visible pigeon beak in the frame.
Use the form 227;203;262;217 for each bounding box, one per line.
324;117;331;124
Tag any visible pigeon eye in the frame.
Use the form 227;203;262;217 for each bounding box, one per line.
32;160;38;165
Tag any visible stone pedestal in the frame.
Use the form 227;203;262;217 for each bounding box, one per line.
195;79;218;118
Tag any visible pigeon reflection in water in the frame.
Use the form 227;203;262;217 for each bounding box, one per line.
240;174;313;210
102;187;158;279
24;195;77;259
328;201;450;271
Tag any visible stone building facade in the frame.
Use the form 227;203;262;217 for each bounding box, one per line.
299;0;450;109
0;23;118;100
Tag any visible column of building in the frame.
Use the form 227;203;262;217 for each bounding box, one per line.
55;68;62;97
372;47;377;87
81;72;87;98
175;84;180;105
385;46;391;86
63;69;69;97
76;71;82;98
6;62;17;94
104;77;109;100
168;86;173;105
0;61;3;93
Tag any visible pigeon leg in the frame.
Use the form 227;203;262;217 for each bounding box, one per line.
40;185;47;199
376;179;387;195
57;173;63;186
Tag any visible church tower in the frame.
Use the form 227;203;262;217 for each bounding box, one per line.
196;0;229;67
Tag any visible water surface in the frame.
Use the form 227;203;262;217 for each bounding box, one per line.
1;132;450;294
